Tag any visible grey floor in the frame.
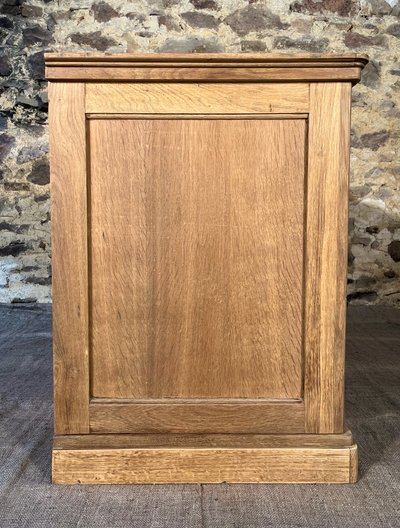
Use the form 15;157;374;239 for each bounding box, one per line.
0;304;399;528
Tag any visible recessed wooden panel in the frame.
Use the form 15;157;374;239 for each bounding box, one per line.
85;83;309;114
89;117;306;400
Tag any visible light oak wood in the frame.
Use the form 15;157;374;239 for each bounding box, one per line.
47;53;367;484
304;83;352;433
89;400;305;434
52;443;358;484
87;113;310;120
46;66;363;83
53;431;354;449
89;118;305;401
349;443;359;483
49;83;89;434
44;52;369;63
45;53;368;83
86;83;309;114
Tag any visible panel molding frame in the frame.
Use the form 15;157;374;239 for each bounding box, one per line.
86;113;309;120
88;115;306;401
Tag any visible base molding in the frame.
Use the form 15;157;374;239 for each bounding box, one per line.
52;432;358;484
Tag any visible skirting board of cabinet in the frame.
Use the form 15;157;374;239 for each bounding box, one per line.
52;432;358;484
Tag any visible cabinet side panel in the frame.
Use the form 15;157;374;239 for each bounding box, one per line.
304;83;351;433
49;82;89;434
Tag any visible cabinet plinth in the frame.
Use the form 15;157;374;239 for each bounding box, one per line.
47;53;368;484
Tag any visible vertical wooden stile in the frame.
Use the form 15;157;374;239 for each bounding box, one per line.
304;82;352;433
49;83;89;434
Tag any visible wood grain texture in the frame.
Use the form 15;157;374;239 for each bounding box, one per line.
45;53;368;83
86;83;309;114
44;52;369;64
304;83;352;433
53;431;354;450
49;83;89;434
47;56;362;483
89;118;306;400
87;113;309;120
52;444;358;484
349;444;359;483
46;66;363;83
89;401;305;434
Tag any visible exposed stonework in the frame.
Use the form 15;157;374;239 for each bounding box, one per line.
274;35;329;51
181;11;220;28
290;0;355;16
224;5;287;36
69;31;118;51
388;240;400;261
0;0;399;306
92;1;119;22
190;0;219;9
344;31;388;48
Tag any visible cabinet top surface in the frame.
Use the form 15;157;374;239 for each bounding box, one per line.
45;52;368;65
45;53;368;83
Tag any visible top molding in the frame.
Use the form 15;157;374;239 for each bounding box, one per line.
45;53;369;84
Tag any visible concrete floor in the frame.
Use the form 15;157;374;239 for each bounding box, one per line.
0;303;399;528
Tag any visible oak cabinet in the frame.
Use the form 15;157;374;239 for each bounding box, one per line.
46;53;368;484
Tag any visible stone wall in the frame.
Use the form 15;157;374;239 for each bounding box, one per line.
0;0;399;305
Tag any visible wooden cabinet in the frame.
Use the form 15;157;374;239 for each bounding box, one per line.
46;53;368;484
